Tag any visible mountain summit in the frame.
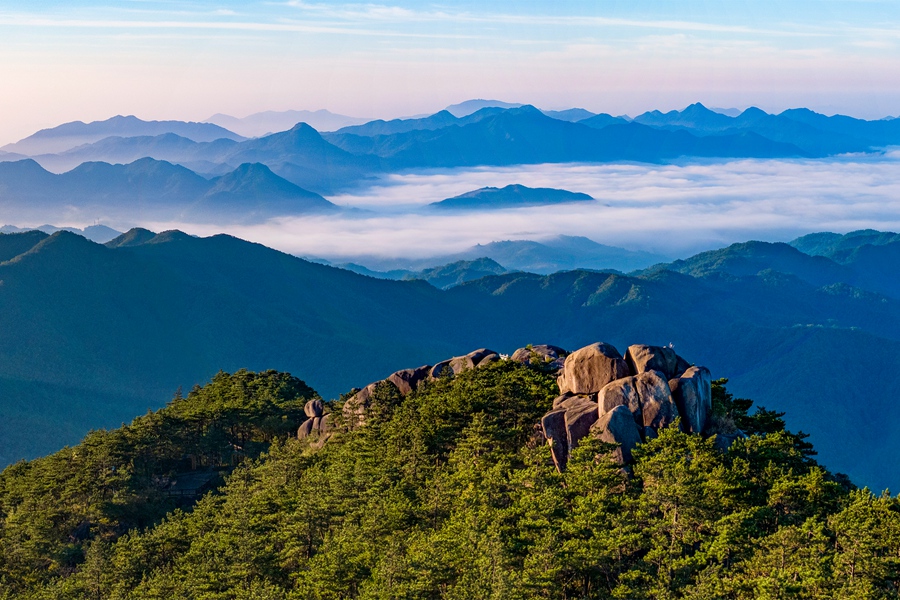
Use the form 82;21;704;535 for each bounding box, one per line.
430;184;594;210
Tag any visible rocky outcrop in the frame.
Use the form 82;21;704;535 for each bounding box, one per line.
304;399;324;418
298;406;335;450
598;370;679;432
342;382;378;424
669;366;712;434
557;342;630;395
430;360;452;379
298;413;334;439
511;344;567;371
431;348;500;380
342;348;501;430
539;341;714;469
387;366;431;395
448;348;500;374
333;341;718;471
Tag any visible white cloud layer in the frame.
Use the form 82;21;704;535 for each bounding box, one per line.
125;155;900;261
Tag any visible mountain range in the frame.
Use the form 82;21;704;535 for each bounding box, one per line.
1;227;899;490
205;109;370;137
335;257;509;288
0;223;121;243
1;102;897;218
1;115;244;155
0;158;335;222
318;235;667;274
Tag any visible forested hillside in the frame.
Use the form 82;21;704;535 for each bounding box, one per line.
1;228;900;490
1;363;897;599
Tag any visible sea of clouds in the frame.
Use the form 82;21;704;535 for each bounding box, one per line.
137;154;900;263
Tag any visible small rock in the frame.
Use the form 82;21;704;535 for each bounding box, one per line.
475;352;500;367
467;348;500;366
448;348;501;374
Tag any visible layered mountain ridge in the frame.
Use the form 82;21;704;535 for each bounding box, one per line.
2;102;896;214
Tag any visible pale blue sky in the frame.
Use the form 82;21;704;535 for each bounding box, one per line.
1;1;898;143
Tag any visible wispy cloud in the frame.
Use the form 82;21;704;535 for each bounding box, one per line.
0;14;476;39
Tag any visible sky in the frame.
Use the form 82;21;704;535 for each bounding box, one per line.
1;0;899;145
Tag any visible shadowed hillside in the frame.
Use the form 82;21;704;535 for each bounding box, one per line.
0;229;899;490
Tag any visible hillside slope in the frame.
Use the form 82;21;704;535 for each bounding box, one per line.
0;230;899;489
1;363;897;598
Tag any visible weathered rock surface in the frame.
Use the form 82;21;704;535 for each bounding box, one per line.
430;360;452;379
477;352;501;367
467;348;500;366
387;365;431;395
598;376;641;420
297;418;315;439
342;381;379;424
675;355;692;377
669;366;712;434
557;342;630;395
298;413;334;441
541;408;569;470
564;399;600;451
304;399;324;418
634;371;679;429
625;344;680;379
598;370;678;432
592;405;642;464
511;344;567;370
449;348;500;374
552;392;593;410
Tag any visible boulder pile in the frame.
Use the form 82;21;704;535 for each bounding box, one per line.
296;399;334;449
543;342;711;470
339;348;501;427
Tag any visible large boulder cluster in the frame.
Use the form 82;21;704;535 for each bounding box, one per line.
304;341;716;471
542;342;711;470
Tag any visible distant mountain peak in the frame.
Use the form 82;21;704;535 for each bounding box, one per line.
445;99;524;117
430;184;593;210
2;115;243;155
106;228;158;248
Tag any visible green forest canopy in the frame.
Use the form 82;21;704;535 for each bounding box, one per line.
0;363;898;599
